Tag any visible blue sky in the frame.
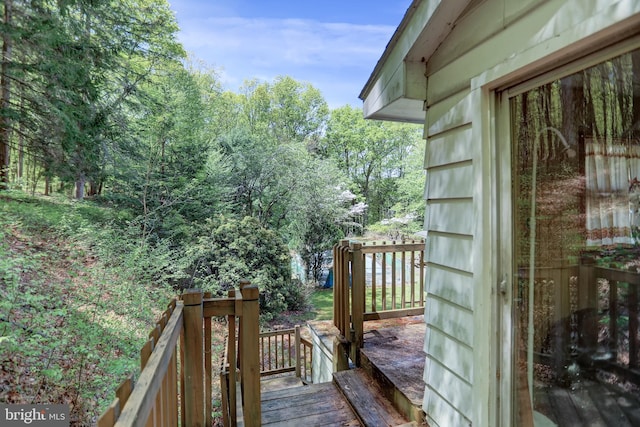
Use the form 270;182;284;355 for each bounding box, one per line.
168;1;410;109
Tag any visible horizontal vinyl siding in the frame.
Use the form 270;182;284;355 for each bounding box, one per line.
418;1;640;426
424;355;473;420
425;295;473;348
425;326;473;383
427;199;474;235
425;233;473;274
423;84;475;426
426;263;473;310
424;392;471;427
427;125;473;167
425;162;473;200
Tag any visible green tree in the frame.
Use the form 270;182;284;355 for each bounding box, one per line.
0;0;184;197
323;105;423;227
237;76;329;144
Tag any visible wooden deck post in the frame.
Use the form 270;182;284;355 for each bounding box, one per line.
351;242;365;366
240;283;261;427
182;289;205;427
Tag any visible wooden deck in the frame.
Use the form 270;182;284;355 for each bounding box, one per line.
535;380;640;427
258;317;426;427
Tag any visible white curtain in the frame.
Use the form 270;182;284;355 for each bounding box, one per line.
585;140;640;246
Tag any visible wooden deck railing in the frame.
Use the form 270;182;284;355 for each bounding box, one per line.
98;283;261;427
258;326;313;383
333;239;426;365
580;260;640;381
518;259;640;386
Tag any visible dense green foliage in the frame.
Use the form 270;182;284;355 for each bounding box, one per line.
0;0;426;312
185;216;305;319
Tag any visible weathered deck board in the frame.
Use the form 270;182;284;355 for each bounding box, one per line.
361;319;426;422
588;383;634;427
535;380;640;427
260;376;304;393
261;382;362;426
334;368;409;427
547;387;585;426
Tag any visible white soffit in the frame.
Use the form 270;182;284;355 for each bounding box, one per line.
360;0;472;123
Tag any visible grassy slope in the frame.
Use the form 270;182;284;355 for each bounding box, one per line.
0;190;336;426
0;191;174;425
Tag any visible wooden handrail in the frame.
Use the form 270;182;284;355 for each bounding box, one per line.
98;299;182;427
115;303;183;426
99;283;262;427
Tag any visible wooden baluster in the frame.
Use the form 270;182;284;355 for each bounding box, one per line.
401;249;407;308
420;246;425;305
391;250;397;309
141;337;153;427
610;280;618;359
220;370;230;427
295;325;301;378
179;321;185;427
371;253;377;312
182;289;204;427
333;244;342;330
149;326;162;426
288;330;293;370
578;258;597;357
169;344;178;427
342;244;351;339
204;291;212;427
116;375;133;415
382;246;387;311
268;335;272;371
410;250;416;307
228;288;238;426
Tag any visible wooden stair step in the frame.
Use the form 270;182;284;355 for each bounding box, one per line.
261;375;305;393
261;382;362;426
334;368;409;427
360;341;426;424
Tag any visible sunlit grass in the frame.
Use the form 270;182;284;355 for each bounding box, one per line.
311;280;424;322
310;288;334;320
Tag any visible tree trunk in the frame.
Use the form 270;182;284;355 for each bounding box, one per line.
75;173;86;200
17;89;23;182
0;0;13;188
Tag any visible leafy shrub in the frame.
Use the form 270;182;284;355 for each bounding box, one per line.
185;216;298;320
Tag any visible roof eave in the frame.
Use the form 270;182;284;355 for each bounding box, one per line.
359;0;473;123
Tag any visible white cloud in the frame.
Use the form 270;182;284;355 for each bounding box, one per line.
177;16;395;107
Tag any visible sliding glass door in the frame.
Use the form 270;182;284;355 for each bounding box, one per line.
511;47;640;426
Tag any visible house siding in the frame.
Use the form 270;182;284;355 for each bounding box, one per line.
419;1;640;426
423;85;475;426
